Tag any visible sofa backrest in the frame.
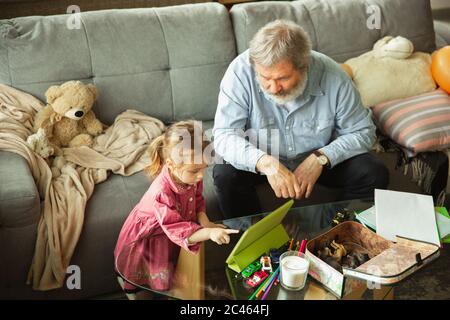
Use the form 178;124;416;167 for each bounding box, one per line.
0;0;437;125
230;0;436;63
0;3;236;124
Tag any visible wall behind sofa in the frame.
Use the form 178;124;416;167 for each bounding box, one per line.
0;0;213;19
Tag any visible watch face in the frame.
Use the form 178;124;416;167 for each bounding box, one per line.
318;155;328;166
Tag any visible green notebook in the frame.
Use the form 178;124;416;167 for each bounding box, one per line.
356;205;450;243
226;200;293;273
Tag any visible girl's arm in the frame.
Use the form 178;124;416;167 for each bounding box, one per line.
154;195;203;253
188;227;239;245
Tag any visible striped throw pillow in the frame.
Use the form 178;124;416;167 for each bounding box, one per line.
372;89;450;154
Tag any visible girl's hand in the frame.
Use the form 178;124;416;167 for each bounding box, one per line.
209;228;239;245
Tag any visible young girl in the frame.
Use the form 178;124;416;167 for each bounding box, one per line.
114;120;238;296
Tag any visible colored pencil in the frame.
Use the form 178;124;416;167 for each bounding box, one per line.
248;273;272;300
294;241;300;252
262;266;280;292
302;239;308;253
287;238;294;250
298;239;307;256
256;268;278;298
255;273;272;298
261;268;280;300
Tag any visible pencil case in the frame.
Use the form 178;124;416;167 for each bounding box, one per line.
305;221;440;298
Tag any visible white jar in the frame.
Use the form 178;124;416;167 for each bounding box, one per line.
280;251;309;290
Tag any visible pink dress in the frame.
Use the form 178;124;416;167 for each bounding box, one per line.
114;165;205;292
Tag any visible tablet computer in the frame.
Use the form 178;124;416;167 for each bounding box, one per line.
226;200;293;272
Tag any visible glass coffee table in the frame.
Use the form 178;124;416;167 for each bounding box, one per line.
115;198;394;300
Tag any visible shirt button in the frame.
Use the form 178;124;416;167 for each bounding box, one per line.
189;210;193;214
285;126;290;130
288;147;293;151
189;197;193;202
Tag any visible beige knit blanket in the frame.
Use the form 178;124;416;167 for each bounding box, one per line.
0;84;165;291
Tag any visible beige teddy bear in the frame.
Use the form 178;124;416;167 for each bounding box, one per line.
33;80;104;155
341;36;436;107
27;80;105;177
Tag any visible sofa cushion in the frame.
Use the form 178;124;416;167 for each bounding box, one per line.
0;151;40;228
372;89;450;154
435;20;450;48
67;173;149;298
0;3;236;125
230;0;436;63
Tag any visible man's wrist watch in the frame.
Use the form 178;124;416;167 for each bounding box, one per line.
312;150;329;167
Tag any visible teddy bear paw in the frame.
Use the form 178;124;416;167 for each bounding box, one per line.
69;134;93;148
89;122;104;136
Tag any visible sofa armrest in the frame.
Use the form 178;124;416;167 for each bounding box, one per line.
435;20;450;47
0;151;40;228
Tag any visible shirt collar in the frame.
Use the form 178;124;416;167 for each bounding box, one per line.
303;52;325;97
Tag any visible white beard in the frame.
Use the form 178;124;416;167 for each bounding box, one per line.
258;71;308;105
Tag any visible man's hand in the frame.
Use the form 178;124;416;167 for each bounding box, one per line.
256;155;301;199
293;154;324;199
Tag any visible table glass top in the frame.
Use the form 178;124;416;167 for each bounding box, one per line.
115;198;395;300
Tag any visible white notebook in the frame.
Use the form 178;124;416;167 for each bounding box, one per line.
375;189;440;246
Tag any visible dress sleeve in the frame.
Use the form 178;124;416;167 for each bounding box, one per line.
195;180;206;214
154;193;202;253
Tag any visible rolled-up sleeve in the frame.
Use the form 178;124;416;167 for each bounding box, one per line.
319;77;376;168
154;194;202;253
213;68;266;173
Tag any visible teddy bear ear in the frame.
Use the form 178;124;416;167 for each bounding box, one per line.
373;36;392;50
86;84;98;100
45;85;63;104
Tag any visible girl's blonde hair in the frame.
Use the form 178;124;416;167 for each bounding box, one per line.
145;120;210;177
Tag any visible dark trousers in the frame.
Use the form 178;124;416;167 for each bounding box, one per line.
213;153;389;219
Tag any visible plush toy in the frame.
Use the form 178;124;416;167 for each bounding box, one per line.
26;128;55;159
341;36;436;107
31;80;104;156
431;46;450;94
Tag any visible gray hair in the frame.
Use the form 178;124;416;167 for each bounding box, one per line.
249;20;312;70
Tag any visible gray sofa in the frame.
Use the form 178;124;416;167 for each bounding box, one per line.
0;0;447;299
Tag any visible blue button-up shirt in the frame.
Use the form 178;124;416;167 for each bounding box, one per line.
213;50;376;173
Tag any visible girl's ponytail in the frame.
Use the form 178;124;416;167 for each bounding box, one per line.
145;134;165;177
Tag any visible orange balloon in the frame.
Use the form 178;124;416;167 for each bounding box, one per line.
431;46;450;94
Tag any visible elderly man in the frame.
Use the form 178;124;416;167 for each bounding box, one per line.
213;20;389;218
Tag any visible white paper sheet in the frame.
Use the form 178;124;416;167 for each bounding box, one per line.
375;189;440;246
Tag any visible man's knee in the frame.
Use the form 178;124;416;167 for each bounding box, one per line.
213;163;241;190
355;153;389;189
374;160;390;189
